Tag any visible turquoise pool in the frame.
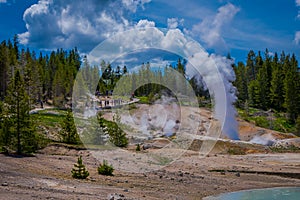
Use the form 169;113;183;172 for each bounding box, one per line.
204;187;300;200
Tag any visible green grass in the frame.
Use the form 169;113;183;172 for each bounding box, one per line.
30;109;67;145
31;109;67;128
137;96;150;104
237;108;296;133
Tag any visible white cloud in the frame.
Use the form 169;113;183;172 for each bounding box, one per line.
296;0;300;18
295;1;300;44
161;29;187;50
167;18;184;29
294;31;300;45
191;3;240;52
122;0;151;12
0;0;7;3
136;19;155;28
18;0;151;52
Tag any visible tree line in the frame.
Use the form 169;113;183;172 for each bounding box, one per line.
0;35;81;154
111;58;194;97
233;49;300;123
0;35;300;153
0;35;81;107
76;56;206;101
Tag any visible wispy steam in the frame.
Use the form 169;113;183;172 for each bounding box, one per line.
250;134;275;146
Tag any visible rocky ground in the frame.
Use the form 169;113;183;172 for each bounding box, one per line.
1;144;300;200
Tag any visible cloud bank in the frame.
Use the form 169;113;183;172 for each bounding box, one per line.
19;0;241;53
19;0;151;51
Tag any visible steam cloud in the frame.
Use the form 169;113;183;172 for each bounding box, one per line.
86;27;239;140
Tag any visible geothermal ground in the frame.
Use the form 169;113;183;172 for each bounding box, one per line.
1;104;300;200
1;148;300;200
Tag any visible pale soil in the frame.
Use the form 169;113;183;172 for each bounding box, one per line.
1;146;300;200
1;104;299;199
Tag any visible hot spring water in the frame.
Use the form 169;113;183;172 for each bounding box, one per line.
204;187;300;200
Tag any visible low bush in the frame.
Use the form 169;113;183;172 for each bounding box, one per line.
136;143;141;151
98;160;114;176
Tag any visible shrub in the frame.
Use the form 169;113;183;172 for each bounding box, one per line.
98;160;114;176
136;143;141;151
71;156;89;179
295;116;300;137
227;148;246;155
253;116;269;128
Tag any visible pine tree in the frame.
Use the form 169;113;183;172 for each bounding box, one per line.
122;66;128;74
0;100;13;151
88;112;108;145
108;114;128;147
0;41;10;99
248;80;260;108
52;63;66;108
23;49;42;108
246;50;256;81
71;156;89;179
256;62;269;110
270;53;284;111
284;54;299;122
264;49;273;89
73;71;88;101
255;51;263;74
5;70;37;154
60;109;80;144
176;58;185;76
234;62;248;106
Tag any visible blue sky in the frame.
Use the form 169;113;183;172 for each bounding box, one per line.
0;0;299;63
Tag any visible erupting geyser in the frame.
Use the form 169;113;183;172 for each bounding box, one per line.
186;53;239;140
72;27;240;172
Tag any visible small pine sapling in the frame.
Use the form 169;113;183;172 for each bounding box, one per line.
136;143;141;151
71;156;89;179
98;160;114;176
